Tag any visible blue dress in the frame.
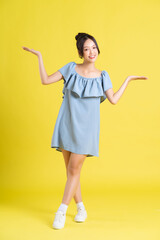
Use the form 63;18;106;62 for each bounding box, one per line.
51;61;113;157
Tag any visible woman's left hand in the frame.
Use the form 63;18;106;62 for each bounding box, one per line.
127;75;148;82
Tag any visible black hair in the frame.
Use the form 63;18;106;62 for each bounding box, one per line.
75;32;100;59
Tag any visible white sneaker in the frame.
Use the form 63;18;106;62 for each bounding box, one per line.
52;210;66;229
74;207;87;222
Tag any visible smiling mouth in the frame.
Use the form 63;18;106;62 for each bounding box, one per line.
89;56;95;59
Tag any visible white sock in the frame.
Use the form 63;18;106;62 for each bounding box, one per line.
76;201;85;210
57;203;68;214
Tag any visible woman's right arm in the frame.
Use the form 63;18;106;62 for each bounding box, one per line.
22;46;63;85
38;53;63;85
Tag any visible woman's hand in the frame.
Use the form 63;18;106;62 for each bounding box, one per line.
22;46;41;57
106;75;149;104
22;46;47;84
127;75;148;82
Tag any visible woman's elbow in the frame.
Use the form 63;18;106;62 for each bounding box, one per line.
112;100;117;105
108;98;117;105
42;81;47;85
41;77;48;85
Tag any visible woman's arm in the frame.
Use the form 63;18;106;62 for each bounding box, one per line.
105;75;148;105
22;46;63;85
38;54;63;85
37;53;48;84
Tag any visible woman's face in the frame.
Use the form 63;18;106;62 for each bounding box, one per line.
81;38;99;62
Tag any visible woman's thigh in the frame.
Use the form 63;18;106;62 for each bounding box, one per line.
62;149;71;168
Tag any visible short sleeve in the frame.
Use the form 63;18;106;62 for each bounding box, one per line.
58;61;74;83
102;70;113;92
100;70;113;103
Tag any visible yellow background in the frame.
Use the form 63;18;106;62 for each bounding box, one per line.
1;0;160;239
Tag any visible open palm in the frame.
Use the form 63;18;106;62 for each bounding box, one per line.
22;46;41;56
128;75;148;81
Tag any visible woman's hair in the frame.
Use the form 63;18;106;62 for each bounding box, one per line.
75;32;100;59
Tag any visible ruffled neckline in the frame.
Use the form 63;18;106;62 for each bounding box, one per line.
73;62;105;80
61;61;112;104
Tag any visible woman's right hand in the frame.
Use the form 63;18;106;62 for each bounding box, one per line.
22;46;41;57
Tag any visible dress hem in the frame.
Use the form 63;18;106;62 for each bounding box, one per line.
51;145;98;158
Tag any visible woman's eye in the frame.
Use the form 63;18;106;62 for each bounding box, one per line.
84;47;96;51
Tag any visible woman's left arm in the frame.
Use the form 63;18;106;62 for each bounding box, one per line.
105;75;148;105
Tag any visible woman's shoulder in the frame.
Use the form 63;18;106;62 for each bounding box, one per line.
58;61;75;72
59;61;108;79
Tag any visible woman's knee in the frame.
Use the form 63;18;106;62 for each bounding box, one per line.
67;165;80;176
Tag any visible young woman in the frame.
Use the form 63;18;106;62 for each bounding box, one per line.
22;32;148;230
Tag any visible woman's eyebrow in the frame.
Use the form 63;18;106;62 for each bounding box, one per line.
84;45;96;48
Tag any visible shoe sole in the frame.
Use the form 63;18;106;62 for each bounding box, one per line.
53;224;64;229
74;216;87;222
74;220;85;222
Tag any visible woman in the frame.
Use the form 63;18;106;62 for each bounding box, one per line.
22;32;148;230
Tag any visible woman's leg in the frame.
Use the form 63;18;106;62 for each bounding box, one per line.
61;151;86;205
62;149;83;203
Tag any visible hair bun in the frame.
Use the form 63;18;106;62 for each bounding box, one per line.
75;32;87;41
